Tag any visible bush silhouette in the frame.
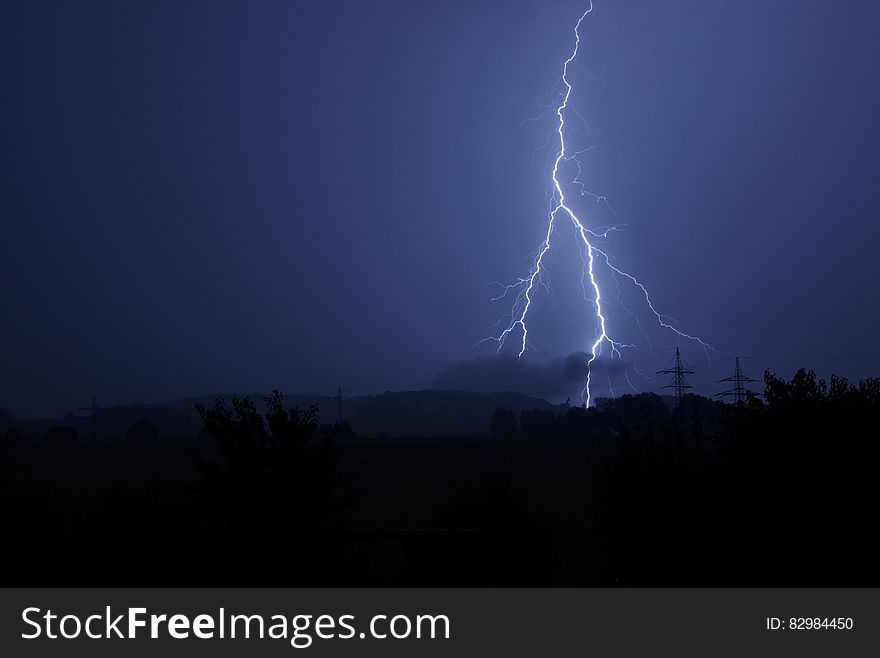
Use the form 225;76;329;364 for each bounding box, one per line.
126;419;160;444
42;425;78;450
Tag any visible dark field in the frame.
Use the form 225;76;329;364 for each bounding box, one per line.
1;437;607;586
2;369;879;587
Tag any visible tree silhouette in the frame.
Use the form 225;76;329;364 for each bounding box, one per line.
126;419;160;444
1;428;22;491
42;425;78;450
519;409;557;440
192;390;348;580
0;429;7;491
0;408;13;432
3;427;23;445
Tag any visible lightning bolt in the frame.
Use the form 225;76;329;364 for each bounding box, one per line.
488;1;713;407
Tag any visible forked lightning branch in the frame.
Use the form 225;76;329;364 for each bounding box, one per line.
489;1;711;406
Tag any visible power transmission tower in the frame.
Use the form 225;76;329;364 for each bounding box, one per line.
335;387;344;426
657;347;695;405
79;394;107;441
715;356;759;404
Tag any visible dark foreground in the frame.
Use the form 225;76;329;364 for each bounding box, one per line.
1;369;878;586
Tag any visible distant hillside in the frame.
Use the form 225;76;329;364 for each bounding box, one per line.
8;389;732;442
163;389;557;438
14;403;197;442
345;390;556;438
10;389;556;441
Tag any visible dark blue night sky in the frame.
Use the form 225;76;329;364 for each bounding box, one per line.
2;0;879;417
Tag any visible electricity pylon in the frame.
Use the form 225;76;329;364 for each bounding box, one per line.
657;347;695;405
715;356;759;404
